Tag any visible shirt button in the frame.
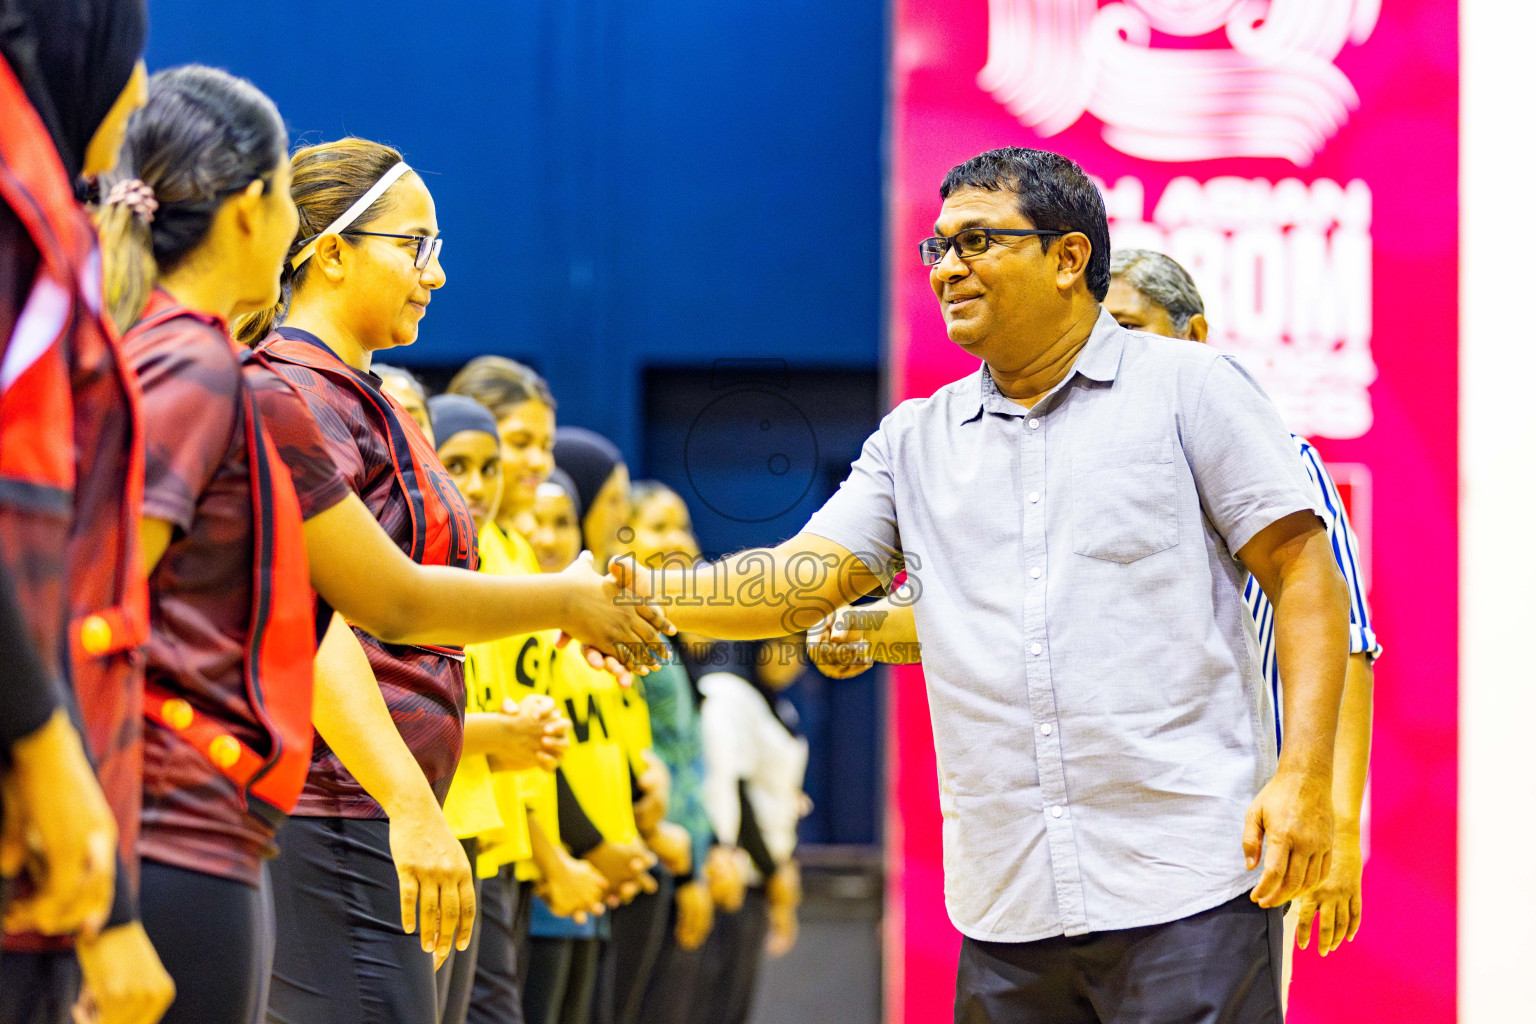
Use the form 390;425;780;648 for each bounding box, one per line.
1028;418;1040;430
1028;491;1040;503
1040;723;1053;736
1030;643;1042;656
1050;805;1064;818
1030;566;1042;579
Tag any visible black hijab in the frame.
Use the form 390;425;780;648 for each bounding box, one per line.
0;0;148;180
427;394;498;451
552;426;623;538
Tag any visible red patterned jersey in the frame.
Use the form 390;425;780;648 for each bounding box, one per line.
259;327;477;816
127;293;346;884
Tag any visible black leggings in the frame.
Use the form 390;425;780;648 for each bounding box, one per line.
435;840;483;1024
688;888;769;1024
636;899;706;1024
139;858;270;1024
523;936;601;1024
465;868;530;1024
265;816;436;1024
603;868;675;1024
0;951;80;1024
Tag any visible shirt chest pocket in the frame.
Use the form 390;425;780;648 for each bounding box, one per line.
1071;440;1179;564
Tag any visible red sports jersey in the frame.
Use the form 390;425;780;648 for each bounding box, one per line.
0;50;147;951
259;327;478;815
127;292;346;885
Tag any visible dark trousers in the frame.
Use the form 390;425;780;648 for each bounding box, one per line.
635;898;705;1024
603;868;675;1024
265;816;436;1024
687;887;769;1024
140;858;270;1024
523;936;600;1024
0;951;79;1024
954;893;1286;1024
464;867;530;1024
436;841;484;1024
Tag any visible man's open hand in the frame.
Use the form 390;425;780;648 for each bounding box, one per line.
1243;766;1334;909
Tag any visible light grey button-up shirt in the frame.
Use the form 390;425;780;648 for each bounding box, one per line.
803;308;1319;943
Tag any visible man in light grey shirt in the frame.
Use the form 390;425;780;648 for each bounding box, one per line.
620;147;1351;1023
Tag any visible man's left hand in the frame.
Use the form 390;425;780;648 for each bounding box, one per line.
1243;766;1333;908
1294;827;1363;955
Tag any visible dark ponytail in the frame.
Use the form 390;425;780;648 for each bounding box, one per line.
96;64;285;330
232;138;403;345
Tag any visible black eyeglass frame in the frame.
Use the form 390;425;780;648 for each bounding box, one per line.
294;230;444;270
342;230;443;270
919;227;1066;266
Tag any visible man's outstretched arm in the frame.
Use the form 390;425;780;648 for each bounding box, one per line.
613;533;885;641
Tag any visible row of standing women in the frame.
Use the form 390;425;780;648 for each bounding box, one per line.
381;362;810;1024
0;6;808;1023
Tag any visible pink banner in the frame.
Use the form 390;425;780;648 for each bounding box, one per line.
884;2;1458;1022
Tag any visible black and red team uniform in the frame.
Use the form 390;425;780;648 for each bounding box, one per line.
0;49;148;1024
258;325;478;1024
124;291;346;1024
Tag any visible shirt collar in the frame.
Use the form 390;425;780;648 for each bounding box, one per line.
275;326;384;385
959;306;1126;423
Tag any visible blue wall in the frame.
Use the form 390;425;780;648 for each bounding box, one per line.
145;0;887;464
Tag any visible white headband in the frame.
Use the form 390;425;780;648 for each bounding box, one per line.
289;161;412;271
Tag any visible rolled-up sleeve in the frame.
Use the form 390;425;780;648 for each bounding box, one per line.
1184;356;1319;556
801;418;903;586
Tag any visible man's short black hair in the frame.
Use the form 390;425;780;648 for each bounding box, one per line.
939;148;1111;301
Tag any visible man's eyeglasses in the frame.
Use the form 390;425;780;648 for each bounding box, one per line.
919;227;1065;267
342;231;444;270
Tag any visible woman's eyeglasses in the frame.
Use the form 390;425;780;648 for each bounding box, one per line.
919;227;1065;266
342;231;444;270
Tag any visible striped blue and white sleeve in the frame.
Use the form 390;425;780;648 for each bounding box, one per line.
1296;438;1382;662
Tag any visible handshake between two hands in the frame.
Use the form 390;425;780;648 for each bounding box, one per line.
558;551;676;684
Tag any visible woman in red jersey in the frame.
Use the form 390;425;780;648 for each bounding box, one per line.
0;3;174;1024
231;139;670;1024
103;69;673;1024
104;65;346;1024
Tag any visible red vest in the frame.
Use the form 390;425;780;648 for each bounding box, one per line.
0;50;147;949
259;330;477;656
128;304;318;822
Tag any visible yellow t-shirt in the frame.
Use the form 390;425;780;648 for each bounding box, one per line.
548;642;640;845
441;523;559;876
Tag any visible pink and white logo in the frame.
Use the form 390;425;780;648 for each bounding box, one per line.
978;0;1381;164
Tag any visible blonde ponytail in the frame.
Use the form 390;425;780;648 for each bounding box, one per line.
94;178;158;331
